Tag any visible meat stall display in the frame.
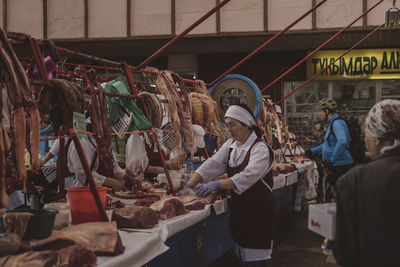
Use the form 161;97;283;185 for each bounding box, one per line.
0;0;330;260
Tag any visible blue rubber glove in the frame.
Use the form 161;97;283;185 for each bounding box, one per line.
194;180;221;197
177;184;194;196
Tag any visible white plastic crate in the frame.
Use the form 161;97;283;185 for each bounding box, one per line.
308;202;336;240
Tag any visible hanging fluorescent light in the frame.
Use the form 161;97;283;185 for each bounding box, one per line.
385;0;400;28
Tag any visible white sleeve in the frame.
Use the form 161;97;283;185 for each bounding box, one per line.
195;140;230;182
67;141;107;186
49;139;61;155
230;143;271;195
112;154;125;182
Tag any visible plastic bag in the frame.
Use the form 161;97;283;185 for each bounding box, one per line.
304;170;318;200
125;133;148;180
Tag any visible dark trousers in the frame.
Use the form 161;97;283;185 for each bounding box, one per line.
327;164;354;187
325;164;354;248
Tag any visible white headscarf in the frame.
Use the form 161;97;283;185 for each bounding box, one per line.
224;105;255;127
365;99;400;153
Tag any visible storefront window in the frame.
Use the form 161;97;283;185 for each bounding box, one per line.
332;80;376;137
332;80;375;111
284;81;329;148
382;80;400;99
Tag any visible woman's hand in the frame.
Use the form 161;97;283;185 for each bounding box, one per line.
176;184;194;196
195;180;221;197
123;174;142;192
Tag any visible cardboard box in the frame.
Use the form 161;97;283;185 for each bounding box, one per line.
308;203;336;240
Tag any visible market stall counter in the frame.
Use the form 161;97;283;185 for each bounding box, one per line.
147;199;232;267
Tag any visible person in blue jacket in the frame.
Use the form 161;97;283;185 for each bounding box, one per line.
305;97;355;255
306;98;354;186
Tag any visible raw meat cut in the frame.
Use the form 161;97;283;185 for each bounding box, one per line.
149;197;186;220
57;245;97;267
2;212;32;238
0;250;58;267
0;232;21;257
134;197;160;207
184;199;205;211
111;206;158;229
34;222;124;256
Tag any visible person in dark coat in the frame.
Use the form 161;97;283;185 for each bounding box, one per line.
334;99;400;267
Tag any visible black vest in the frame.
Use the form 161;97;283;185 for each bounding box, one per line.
228;138;276;249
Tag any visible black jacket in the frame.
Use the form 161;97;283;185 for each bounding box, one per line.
334;146;400;267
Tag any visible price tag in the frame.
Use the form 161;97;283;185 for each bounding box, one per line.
155;128;163;147
73;112;88;141
274;105;282;114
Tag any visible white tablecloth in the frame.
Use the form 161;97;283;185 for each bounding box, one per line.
294;160;314;173
286;171;299;186
99;206;211;267
273;174;287;190
98;231;168;267
117;205;211;242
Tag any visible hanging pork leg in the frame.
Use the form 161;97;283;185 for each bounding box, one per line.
28;105;40;171
0;124;8;208
12;107;27;190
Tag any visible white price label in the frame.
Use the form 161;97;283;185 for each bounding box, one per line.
155;128;163;147
274;105;282;114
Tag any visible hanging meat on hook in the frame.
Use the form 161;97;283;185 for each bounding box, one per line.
137;91;163;129
162;71;195;150
266;99;284;146
0;27;41;194
39;78;84;134
155;72;185;161
189;91;226;147
0;124;9;208
79;70;115;177
259;98;274;146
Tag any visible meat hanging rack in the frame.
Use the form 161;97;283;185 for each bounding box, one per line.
2;0;233;215
7;34;188;211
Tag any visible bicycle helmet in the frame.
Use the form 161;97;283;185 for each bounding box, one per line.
316;98;337;111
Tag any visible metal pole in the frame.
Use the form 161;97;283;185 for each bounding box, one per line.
56;135;67;201
277;23;384;105
136;0;231;69
56;91;108;222
208;0;328;88
260;0;384;93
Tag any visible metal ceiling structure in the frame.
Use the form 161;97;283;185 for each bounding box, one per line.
37;27;400;61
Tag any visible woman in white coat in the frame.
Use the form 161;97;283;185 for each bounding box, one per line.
184;104;275;267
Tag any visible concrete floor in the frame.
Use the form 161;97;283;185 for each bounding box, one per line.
269;209;339;267
209;207;340;267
